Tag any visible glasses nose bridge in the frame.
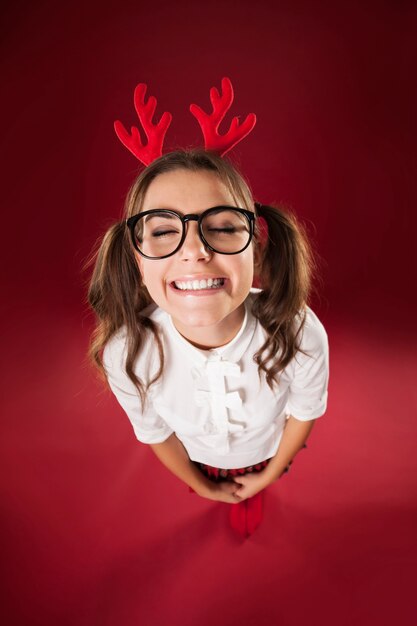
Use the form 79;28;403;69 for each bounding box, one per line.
182;213;205;242
179;213;209;258
182;213;201;226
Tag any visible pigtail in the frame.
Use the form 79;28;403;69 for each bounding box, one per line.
252;203;314;388
87;221;163;406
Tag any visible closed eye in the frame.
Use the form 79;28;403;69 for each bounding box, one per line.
152;229;180;238
207;227;237;234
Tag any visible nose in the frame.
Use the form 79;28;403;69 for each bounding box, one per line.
179;221;211;262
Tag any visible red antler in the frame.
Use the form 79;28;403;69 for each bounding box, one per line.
114;83;172;166
189;77;256;155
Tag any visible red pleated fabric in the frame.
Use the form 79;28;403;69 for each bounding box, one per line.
229;491;264;538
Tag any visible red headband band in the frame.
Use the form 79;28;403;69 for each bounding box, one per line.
114;77;256;166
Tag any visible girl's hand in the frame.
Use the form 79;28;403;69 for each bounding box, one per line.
202;480;242;504
231;471;269;501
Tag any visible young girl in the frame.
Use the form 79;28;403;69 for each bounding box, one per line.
88;149;329;538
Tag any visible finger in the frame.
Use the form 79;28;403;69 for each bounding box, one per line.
229;484;243;498
223;484;241;500
223;481;237;493
233;486;246;499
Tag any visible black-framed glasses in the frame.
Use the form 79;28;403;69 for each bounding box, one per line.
126;206;256;259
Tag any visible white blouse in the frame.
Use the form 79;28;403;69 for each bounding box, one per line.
103;291;329;469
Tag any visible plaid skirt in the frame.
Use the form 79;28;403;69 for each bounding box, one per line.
194;457;293;482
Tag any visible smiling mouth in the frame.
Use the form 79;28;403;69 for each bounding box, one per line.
172;278;225;291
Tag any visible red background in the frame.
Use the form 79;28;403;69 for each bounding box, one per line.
1;2;416;625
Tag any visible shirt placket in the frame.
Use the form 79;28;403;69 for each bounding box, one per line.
195;355;243;455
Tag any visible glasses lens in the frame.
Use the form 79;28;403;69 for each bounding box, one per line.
201;209;251;253
134;211;183;258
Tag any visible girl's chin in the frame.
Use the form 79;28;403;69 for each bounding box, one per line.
171;305;245;342
173;313;227;328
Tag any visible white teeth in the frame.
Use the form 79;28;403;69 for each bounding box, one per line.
173;278;224;291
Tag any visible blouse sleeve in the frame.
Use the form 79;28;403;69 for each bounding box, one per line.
103;334;174;444
286;309;329;421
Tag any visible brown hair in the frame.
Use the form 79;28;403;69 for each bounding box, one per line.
87;149;314;403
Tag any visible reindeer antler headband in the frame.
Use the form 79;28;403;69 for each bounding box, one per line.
114;77;257;165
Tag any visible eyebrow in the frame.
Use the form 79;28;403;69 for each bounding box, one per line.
143;212;177;223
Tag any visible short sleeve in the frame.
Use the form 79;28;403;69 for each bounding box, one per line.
286;310;329;421
103;333;174;444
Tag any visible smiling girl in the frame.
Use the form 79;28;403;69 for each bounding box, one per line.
88;149;329;537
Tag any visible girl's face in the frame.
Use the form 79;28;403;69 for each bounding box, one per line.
136;169;255;349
